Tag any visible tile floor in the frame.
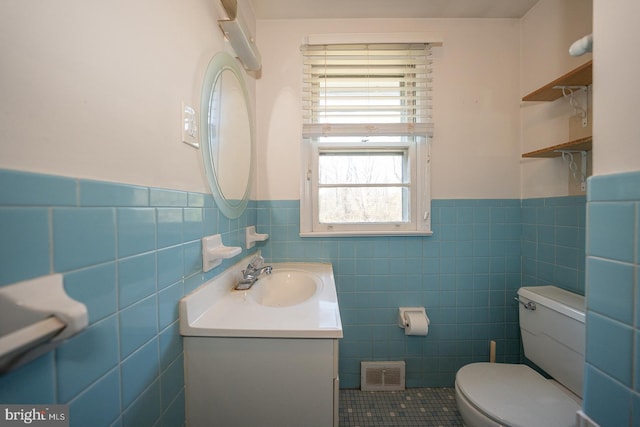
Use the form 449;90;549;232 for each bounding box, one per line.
339;388;464;426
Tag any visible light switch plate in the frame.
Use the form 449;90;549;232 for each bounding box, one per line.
181;102;199;148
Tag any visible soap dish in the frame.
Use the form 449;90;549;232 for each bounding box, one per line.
202;234;241;272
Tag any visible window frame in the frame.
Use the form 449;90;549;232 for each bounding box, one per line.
299;42;433;237
315;144;412;227
301;138;431;237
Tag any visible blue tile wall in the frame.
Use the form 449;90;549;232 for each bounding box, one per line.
522;196;586;294
257;199;521;387
0;168;589;420
256;197;585;388
0;169;257;427
584;171;640;427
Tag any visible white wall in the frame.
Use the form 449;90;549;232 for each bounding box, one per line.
593;0;640;175
3;1;609;198
255;18;522;201
520;0;593;197
0;0;258;194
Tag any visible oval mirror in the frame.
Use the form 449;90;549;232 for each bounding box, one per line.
201;52;253;219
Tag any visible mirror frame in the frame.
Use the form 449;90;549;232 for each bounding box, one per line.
200;52;254;219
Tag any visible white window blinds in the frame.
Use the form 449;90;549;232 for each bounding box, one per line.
301;43;433;138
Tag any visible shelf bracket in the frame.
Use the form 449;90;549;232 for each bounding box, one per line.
553;85;589;128
555;150;588;192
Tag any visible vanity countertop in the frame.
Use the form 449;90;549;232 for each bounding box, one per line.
179;258;343;339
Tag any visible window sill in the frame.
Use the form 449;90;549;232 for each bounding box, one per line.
299;230;433;238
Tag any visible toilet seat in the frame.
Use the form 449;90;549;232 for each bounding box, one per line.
455;363;580;427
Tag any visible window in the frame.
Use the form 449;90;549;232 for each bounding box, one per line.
300;43;433;236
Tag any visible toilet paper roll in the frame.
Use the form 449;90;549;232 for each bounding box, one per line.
404;311;429;336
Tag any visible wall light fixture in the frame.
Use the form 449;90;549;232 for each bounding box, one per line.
218;0;262;71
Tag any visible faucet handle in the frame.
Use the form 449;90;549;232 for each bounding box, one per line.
249;255;264;269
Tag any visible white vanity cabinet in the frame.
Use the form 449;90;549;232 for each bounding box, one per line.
180;259;343;427
184;337;340;427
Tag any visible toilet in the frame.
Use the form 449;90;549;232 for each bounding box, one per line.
455;285;585;427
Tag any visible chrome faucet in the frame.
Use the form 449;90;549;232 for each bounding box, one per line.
234;255;272;290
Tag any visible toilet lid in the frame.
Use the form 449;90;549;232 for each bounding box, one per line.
456;363;580;427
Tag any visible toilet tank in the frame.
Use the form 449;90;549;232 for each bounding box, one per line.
518;285;585;398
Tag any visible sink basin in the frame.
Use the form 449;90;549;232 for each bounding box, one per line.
179;259;342;338
250;270;322;307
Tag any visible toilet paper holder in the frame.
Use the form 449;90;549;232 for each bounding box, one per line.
398;307;427;328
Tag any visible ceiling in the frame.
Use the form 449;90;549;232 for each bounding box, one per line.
250;0;541;20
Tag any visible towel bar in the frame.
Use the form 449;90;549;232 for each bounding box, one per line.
0;316;65;360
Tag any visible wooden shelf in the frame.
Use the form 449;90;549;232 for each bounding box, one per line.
522;60;593;102
522;136;592;158
522;61;594;160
